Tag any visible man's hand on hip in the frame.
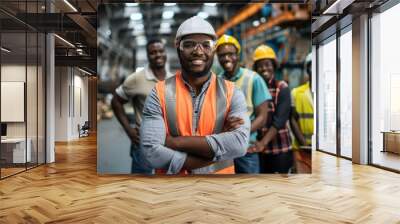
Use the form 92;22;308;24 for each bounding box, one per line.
127;127;140;145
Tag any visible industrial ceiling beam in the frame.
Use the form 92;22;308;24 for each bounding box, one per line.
216;3;265;36
242;11;296;39
55;55;96;72
52;0;97;47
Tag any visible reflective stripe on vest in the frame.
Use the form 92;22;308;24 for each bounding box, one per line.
165;77;179;136
292;82;314;148
155;71;235;174
298;113;313;119
234;69;254;117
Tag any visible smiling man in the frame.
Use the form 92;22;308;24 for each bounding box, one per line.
139;16;250;174
216;35;271;174
112;39;173;174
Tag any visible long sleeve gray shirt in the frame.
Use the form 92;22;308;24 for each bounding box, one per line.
139;76;250;174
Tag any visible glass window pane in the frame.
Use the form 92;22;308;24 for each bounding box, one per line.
1;30;28;177
1;1;46;179
340;28;352;158
371;3;400;171
27;31;38;169
318;36;337;154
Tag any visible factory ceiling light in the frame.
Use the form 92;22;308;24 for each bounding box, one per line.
126;3;139;7
197;11;209;19
54;34;75;48
1;47;11;53
63;0;78;12
253;20;260;27
323;0;355;15
162;11;174;19
78;67;92;76
130;13;143;21
135;23;144;31
160;22;171;29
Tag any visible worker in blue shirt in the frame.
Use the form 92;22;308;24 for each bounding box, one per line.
216;35;271;174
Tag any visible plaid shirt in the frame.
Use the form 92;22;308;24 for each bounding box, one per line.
259;79;292;154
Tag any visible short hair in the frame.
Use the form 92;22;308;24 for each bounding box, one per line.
146;39;163;52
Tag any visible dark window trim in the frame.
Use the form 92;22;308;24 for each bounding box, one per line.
373;0;400;13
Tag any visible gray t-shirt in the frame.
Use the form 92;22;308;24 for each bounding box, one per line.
115;65;173;126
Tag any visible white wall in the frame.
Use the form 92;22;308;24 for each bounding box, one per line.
54;67;89;141
1;65;41;138
1;65;26;140
1;64;46;164
54;66;69;141
73;73;89;137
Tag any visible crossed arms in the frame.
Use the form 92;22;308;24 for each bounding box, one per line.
139;88;250;174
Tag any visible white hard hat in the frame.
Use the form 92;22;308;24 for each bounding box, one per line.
175;16;217;43
305;52;312;66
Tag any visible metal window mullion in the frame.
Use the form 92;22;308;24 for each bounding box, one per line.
44;32;47;164
336;27;341;157
315;44;319;151
44;36;47;164
36;0;39;167
69;68;71;118
367;11;373;165
25;0;28;171
60;66;62;117
73;68;75;118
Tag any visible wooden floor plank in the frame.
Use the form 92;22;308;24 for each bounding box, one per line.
0;135;399;223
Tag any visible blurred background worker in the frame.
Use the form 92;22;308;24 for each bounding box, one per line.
290;53;313;173
250;45;293;174
111;39;173;174
216;34;270;174
139;16;250;174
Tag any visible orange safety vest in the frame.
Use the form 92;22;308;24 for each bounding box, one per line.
154;71;235;174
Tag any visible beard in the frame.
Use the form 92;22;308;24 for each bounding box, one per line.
177;50;213;78
150;63;165;70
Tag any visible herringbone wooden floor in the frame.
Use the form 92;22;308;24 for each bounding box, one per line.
1;135;400;224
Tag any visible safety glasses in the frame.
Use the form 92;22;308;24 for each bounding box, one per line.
179;39;215;53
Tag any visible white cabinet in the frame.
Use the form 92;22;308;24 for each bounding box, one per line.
1;138;32;163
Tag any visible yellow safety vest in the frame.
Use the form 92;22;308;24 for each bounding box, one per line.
233;69;254;117
291;82;314;149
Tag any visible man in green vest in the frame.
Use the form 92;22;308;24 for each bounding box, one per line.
216;34;271;174
290;53;313;172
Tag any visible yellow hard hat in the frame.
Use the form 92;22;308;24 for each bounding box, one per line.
215;34;241;53
253;45;277;62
